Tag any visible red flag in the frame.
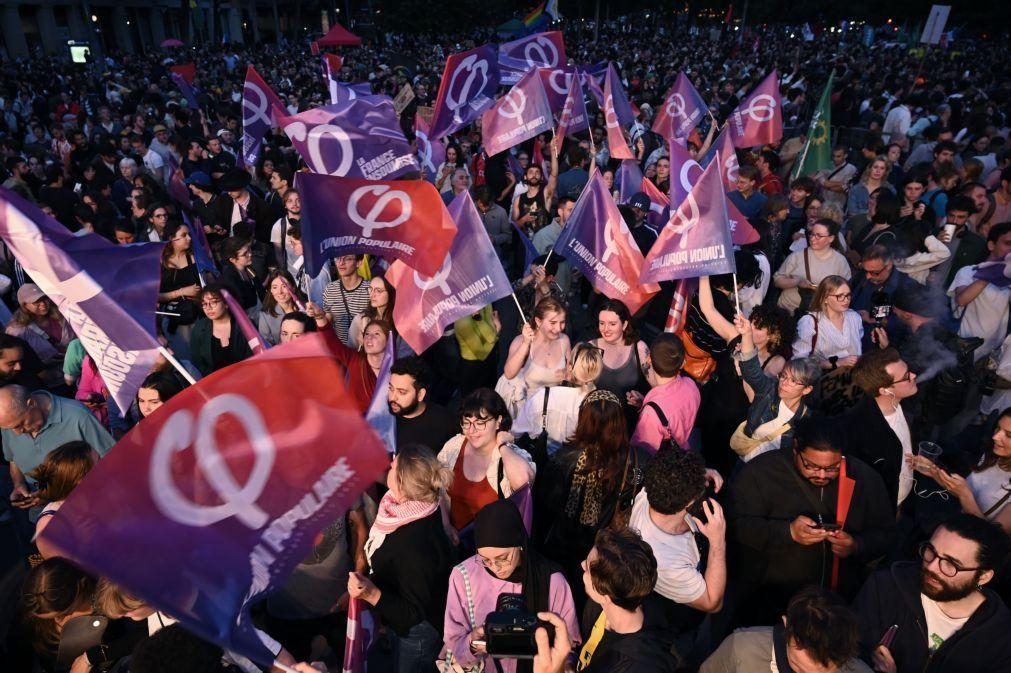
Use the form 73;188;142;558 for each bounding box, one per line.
604;65;634;160
169;62;196;85
324;52;343;73
342;597;378;673
310;41;320;56
831;457;857;591
727;70;783;148
220;288;268;355
665;278;696;334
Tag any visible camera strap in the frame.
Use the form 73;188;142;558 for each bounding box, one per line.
576;611;607;671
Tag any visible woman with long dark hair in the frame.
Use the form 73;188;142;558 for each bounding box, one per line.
219;235;265;322
188;284;253;376
156;220;202;358
349;274;396;350
257;269;303;345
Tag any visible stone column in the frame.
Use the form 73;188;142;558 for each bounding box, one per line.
35;3;60;55
227;5;243;44
2;3;29;59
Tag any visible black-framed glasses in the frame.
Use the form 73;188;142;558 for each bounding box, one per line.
919;542;980;578
829;293;852;301
460;417;491;431
892;369;914;385
797;453;842;475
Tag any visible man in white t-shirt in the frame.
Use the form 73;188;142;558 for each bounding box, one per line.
628;447;726;664
948;221;1011;362
854;514;1011;673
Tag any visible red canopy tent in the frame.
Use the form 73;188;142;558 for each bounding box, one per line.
317;22;362;47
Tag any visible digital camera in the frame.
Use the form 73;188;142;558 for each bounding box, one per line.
485;593;552;659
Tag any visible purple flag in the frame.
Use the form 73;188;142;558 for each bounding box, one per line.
617;159;645;204
668;137;704;207
604;63;636;128
481;69;554;157
277;98;419;180
324;53;372;104
0;188;164;411
180;211;218;276
386;191;513;354
551;172;659;314
555;72;589;138
165;154;192;210
365;333;396;454
579;63;607;106
537;66;580;112
415;112;446;182
640;161;737;284
974;256;1011;288
430;45;501;140
652;72;708;140
703;127;741;192
170;72;201;111
220;288;269;355
242;65;285;167
498;31;567;85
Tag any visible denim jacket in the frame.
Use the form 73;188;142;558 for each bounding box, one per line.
739;348;809;448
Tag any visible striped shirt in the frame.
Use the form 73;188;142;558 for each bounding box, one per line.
322;277;371;346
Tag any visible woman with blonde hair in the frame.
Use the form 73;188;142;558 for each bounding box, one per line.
499;296;571;418
847;156;894;218
792;275;865;369
347;444;455;673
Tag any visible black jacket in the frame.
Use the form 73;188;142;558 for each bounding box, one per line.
843;397;918;511
189;317;253;376
854;562;1011;673
213;191;275;244
727;449;895;600
370;510;453;637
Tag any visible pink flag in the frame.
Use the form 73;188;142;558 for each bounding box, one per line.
551;171;659;313
665;277;696;334
498;31;567;85
429;45;501;139
639;178;670;228
652;72;708;140
640;161;737;284
673;136;759;245
727;70;783;148
242;65;285;166
220;288;268;355
555;73;589;139
386;191;512;354
668;137;704;207
706;127;740;192
537;66;580;112
342;597;378;673
415;113;446;180
604;65;634;160
481;68;554;157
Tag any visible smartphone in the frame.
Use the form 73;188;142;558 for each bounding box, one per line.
814;522;841;532
878;624;898;648
686;483;717;524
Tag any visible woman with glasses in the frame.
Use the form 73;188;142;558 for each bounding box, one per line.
348;274;396;350
219;235;265;323
792;275;864;370
438;388;536;537
731;314;820;463
774;218;851;316
156;221;202;359
189;284;253;376
441;499;579;673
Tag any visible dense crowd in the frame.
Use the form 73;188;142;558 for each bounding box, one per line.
2;9;1011;673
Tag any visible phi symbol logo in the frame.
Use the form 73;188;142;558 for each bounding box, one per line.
523;36;559;68
416;131;435;173
284;121;354;177
547;69;573;97
679;160;703;195
604;95;619;129
446;55;489;114
149;394;275;530
668;193;700;249
497;88;528;120
348;185;412;237
242;81;272;128
602;217;637;264
666;93;687;121
724;152;740;186
739;94;777;123
413;254;454;296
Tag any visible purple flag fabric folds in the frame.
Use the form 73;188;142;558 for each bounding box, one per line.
277;97;419;180
170;72;201;111
481;69;554;157
498;31;567;85
0;187;164;411
241;65;285;167
429;45;501;140
652;72;708;140
555;73;589;138
365;336;396;454
537;66;580;113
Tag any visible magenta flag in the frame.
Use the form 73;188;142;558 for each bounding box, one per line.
498;31;567;85
665;278;697;334
705;127;740;192
639;178;670;228
641;161;737;284
386;191;512;354
277;99;418;180
220;288;268;355
429;45;501;139
241;65;285;166
343;597;379;673
653;72;708;140
668;137;704;207
537;66;580;112
555;73;589;139
323;53;371;104
552;172;659;313
579;63;607;106
481;69;554;157
604;64;634;160
974;255;1011;288
728;70;783;148
415;112;446;181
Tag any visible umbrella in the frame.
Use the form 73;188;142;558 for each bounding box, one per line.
160;38;184;48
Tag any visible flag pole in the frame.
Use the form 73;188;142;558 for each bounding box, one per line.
511;292;529;325
732;273;743;316
272;662;298;673
543;248;554;269
158;346;197;385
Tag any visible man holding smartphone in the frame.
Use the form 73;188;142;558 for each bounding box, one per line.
727;417;894;627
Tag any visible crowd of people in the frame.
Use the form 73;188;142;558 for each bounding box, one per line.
2;8;1011;673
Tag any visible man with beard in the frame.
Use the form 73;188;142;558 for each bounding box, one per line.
388;356;456;454
726;417;894;626
853;514;1011;672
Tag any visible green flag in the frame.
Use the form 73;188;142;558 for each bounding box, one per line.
793;72;834;180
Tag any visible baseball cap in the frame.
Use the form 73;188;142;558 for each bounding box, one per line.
629;192;650;212
16;283;45;305
184;171;213;190
153;124;168;133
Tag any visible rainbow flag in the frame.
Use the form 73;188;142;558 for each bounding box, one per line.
523;3;546;27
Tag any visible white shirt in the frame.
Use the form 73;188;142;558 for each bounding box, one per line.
793;310;864;360
967;463;1011;519
512;386;589;447
883;404;914;505
744;402;796;463
882;104;911;142
738;252;771;317
628;490;706;604
140;149;166;183
921;594;969;652
948;264;1011;362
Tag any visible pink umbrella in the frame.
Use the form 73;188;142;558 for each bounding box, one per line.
160;38;184;48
